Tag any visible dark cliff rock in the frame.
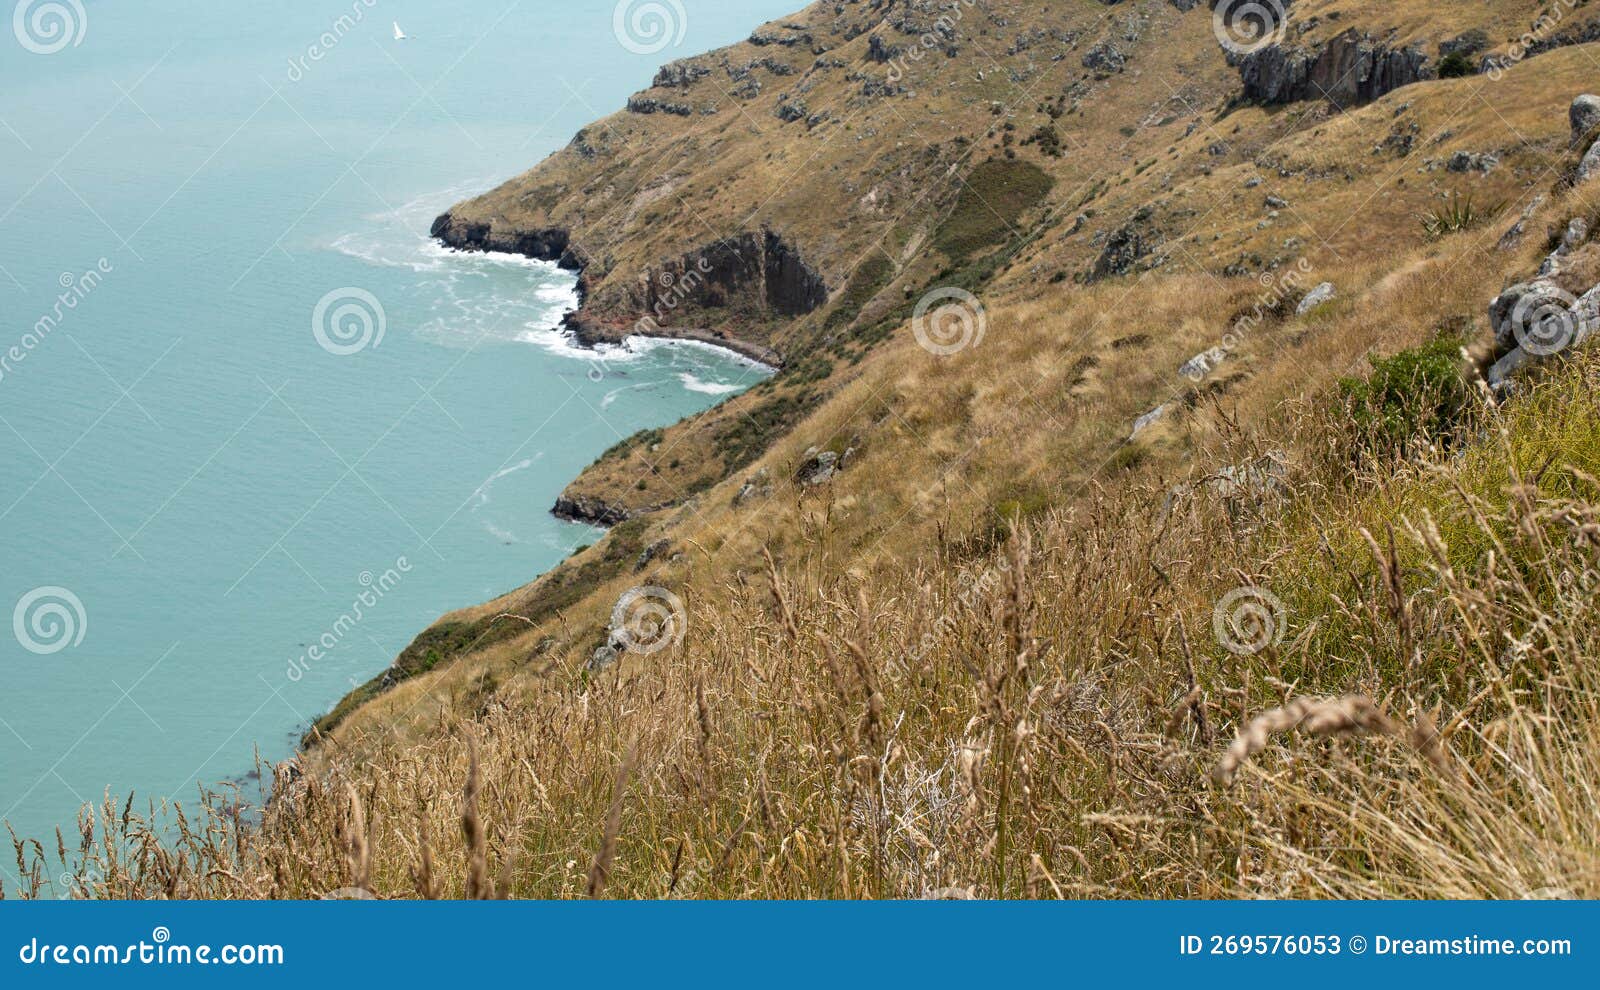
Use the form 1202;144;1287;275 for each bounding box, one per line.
653;59;712;88
430;212;585;271
626;95;694;116
552;493;641;527
629;229;828;326
1232;30;1432;106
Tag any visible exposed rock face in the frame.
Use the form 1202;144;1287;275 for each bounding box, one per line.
733;467;773;506
631;229;828;327
866;33;899;63
552;493;639;527
796;447;840;485
1438;30;1488;59
1447;150;1499;174
434;211;824;360
653;59;712;88
1083;42;1127;74
1497;195;1545;252
626;95;694;116
1091;207;1160;280
1232;30;1432;106
1576;142;1600;185
1539;219;1591;279
430;213;585;271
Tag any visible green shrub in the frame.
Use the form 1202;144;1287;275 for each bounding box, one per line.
1338;338;1473;458
1437;51;1475;78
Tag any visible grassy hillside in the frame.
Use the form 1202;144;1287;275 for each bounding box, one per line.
17;0;1600;899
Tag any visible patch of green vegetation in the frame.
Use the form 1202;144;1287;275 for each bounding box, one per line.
1437;51;1475;78
1418;192;1503;239
933;158;1054;263
1107;443;1148;472
785;354;835;387
307;517;655;743
1338;337;1473;459
598;427;666;462
712;388;824;474
825;254;893;330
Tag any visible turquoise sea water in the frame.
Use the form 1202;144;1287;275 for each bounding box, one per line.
0;0;793;880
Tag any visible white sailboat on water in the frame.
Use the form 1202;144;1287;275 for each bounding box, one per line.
393;21;407;41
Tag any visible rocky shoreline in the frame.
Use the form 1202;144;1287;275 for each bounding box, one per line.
431;209;780;528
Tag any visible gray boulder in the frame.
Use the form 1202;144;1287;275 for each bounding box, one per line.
797;448;840;485
1178;346;1227;381
1577;141;1600;185
1489;281;1561;352
1295;282;1336;314
1572;94;1600;145
1130;403;1170;439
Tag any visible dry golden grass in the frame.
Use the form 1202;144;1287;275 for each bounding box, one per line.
20;345;1600;900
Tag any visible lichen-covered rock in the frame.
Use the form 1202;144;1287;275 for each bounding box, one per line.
653;59;711;88
1447;150;1499;174
1091;207;1159;280
1082;41;1127;75
1537;219;1591;279
1576;140;1600;185
1488;281;1564;353
1296;282;1336;315
797;448;840;485
1571;94;1600;144
626;95;694;116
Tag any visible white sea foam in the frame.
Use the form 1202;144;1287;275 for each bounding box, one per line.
677;372;741;395
468;456;538;510
330;184;773;395
482;520;520;544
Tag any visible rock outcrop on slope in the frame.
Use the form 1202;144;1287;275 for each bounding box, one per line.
1231;29;1432;106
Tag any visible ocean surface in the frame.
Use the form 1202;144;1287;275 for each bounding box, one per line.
0;0;794;883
